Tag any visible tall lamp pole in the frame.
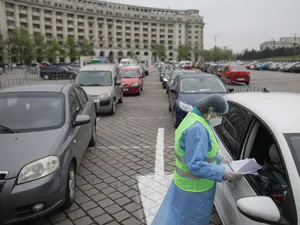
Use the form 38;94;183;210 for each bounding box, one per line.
213;35;220;61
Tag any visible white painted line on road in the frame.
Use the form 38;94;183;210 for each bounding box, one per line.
137;128;173;224
155;128;164;176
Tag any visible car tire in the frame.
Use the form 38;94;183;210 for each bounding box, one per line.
118;93;123;104
137;90;141;96
109;99;116;115
62;162;76;209
89;121;97;147
141;86;143;91
173;110;179;129
245;81;250;86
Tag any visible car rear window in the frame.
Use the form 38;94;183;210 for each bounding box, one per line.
180;77;227;93
0;92;64;132
231;66;247;71
120;70;138;78
75;71;112;86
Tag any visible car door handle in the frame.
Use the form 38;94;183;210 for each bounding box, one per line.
226;180;235;189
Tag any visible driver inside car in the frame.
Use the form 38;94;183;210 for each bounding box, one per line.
257;144;288;208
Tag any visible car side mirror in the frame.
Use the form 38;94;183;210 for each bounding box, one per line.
73;115;91;127
237;196;285;225
229;88;234;93
115;80;121;85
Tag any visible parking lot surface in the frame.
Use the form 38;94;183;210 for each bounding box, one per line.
249;70;300;93
17;71;221;225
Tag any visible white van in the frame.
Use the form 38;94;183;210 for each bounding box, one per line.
119;58;134;67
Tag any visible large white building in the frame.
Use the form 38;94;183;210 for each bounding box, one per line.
260;37;300;50
0;0;204;62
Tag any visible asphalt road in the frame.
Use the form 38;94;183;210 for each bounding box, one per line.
249;70;300;93
5;68;300;225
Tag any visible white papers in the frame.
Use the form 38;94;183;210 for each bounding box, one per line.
227;158;263;175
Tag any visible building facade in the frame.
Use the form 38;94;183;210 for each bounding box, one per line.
260;37;300;50
0;0;204;62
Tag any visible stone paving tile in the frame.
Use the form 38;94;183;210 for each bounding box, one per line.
22;71;223;225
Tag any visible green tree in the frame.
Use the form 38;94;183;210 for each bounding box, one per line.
152;44;166;61
64;36;78;62
9;27;35;63
177;45;190;61
79;39;94;56
193;46;202;61
33;32;46;62
45;39;61;63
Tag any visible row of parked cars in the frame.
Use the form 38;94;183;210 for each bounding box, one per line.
0;59;148;224
246;61;300;73
157;62;234;128
156;62;300;225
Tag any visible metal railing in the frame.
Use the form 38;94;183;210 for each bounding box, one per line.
221;78;270;93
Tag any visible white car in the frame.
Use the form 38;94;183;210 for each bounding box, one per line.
214;92;299;225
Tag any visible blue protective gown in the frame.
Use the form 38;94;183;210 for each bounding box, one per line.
152;108;225;225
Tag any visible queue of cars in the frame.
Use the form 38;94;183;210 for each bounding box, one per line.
0;58;147;224
158;62;233;128
246;61;300;73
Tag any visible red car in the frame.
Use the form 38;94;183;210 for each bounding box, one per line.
221;64;250;85
120;67;144;95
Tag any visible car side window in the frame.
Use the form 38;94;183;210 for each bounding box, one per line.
74;87;88;108
69;89;81;119
215;102;252;159
243;120;296;224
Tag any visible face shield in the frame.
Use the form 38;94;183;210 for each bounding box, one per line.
196;94;229;126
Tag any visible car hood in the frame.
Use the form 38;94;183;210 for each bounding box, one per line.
121;78;139;84
81;86;113;96
0;128;64;178
178;92;226;107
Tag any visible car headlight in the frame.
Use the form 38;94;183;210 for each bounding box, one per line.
131;82;139;87
99;92;111;98
18;156;60;184
179;101;193;112
163;78;168;82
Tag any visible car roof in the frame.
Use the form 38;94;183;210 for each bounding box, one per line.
120;66;139;70
225;92;300;133
179;73;218;79
0;83;72;93
79;64;116;71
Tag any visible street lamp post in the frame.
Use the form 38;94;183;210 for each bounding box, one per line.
213;35;220;62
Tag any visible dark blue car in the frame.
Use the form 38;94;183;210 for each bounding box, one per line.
168;73;233;128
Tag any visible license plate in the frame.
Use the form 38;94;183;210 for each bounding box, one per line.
123;88;128;91
237;78;245;81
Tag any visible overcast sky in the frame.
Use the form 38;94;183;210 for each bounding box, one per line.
108;0;300;52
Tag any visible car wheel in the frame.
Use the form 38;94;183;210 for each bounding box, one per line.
173;110;179;129
62;162;76;209
141;86;143;91
118;92;123;104
245;81;250;86
110;99;116;115
137;90;141;96
89;121;96;147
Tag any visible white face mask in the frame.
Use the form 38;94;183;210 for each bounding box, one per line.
209;116;223;127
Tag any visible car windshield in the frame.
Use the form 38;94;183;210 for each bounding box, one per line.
180;77;227;93
75;71;112;86
231;66;247;71
120;61;130;65
285;134;300;175
120;70;138;78
0;92;64;132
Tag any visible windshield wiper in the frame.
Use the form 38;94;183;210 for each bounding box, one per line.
0;124;17;133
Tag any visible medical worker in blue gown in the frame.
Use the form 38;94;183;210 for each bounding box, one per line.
152;94;241;225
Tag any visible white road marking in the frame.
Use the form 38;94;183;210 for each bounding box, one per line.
137;128;173;224
96;118;100;122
